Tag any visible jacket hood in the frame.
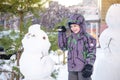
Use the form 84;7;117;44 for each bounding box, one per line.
68;14;86;33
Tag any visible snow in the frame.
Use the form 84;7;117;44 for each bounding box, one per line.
56;64;68;80
0;54;17;80
92;4;120;80
19;24;55;80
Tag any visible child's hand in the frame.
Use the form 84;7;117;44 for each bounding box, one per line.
82;64;93;78
57;26;66;32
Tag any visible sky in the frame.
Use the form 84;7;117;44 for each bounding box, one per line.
52;0;83;7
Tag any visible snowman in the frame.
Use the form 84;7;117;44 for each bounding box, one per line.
92;4;120;80
19;24;55;80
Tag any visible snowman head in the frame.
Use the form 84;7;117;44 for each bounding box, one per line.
105;4;120;29
22;24;51;56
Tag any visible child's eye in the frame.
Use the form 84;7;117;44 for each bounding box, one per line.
43;36;46;40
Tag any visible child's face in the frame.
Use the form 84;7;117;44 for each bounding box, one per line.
70;24;81;34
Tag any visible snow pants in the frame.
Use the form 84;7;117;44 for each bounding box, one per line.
68;71;91;80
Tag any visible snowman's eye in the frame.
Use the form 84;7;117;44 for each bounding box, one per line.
43;36;46;40
32;34;35;37
28;33;30;35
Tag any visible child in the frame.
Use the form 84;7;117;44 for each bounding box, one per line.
58;14;96;80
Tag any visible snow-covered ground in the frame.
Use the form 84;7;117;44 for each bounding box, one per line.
1;47;117;80
0;50;68;80
56;64;68;80
0;48;102;80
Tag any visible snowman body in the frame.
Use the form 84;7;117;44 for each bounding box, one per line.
19;24;55;80
92;4;120;80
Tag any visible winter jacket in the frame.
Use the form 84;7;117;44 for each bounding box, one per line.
58;14;96;71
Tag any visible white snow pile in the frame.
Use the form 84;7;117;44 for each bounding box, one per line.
0;55;16;80
92;4;120;80
19;24;55;80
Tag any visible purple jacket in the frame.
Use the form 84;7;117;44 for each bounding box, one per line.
58;14;96;71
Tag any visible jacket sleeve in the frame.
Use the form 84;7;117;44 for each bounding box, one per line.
58;32;67;51
85;34;96;65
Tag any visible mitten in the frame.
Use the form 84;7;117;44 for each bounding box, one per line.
82;64;93;78
57;26;66;32
0;46;4;51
